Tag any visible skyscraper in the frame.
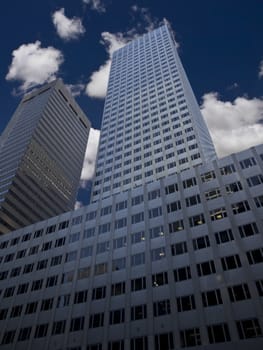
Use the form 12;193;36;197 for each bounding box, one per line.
0;79;90;235
91;23;216;202
0;24;262;350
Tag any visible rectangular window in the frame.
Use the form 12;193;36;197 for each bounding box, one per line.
202;289;223;307
226;181;243;193
80;246;93;258
210;207;227;221
131;277;146;291
131;252;145;266
205;188;221;200
221;254;242;271
150;225;164;238
177;294;196;311
238;222;258;238
154;332;174;350
94;263;108;275
193;235;210;250
220;164;235;175
232;200;250;214
149;207;162;218
169;220;184;233
115;217;127;229
165;183;178;194
189;214;205;227
183;177;197;189
130;336;148;350
152;271;168;287
108;340;124;350
153;299;171;316
167;201;181;213
52;320;66;335
236;318;262;339
254;195;263;208
132;195;144;206
109;309;125;324
180;328;201;347
246;249;263;265
255;280;263;297
185;194;200;207
201;171;216;183
41;298;54;311
34;324;48;338
74;290;88;304
174;266;191;281
96;241;110;254
171;241;187;255
131;304;147;320
70;316;85;332
18;327;32;341
207;323;231;343
197;260;216;276
228;283;251;302
151;247;166;261
113;236;127;249
25;301;38;314
148;189;161;200
132;212;144;224
111;281;125;296
112;257;126;271
240;157;256;169
215;229;234;244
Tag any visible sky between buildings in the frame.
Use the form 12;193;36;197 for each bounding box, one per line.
0;0;262;206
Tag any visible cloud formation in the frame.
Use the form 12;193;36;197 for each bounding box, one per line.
259;59;263;78
201;92;263;157
52;8;85;41
6;41;63;92
83;0;105;13
66;83;85;97
85;32;128;98
80;128;100;186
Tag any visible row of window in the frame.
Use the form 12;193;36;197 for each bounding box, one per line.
1;318;262;346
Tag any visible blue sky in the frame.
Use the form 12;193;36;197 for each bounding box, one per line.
1;0;263;205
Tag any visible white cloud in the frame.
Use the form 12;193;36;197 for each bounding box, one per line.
52;8;85;41
83;0;105;13
201;92;263;157
259;59;263;78
6;41;63;92
80;128;100;186
130;5;159;31
85;32;128;98
66;83;85;97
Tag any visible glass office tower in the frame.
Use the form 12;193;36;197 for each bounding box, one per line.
0;24;262;350
0;79;90;235
91;23;216;202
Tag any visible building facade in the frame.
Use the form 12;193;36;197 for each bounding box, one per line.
91;24;216;203
0;79;90;235
0;24;262;350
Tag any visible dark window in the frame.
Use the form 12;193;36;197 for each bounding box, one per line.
131;277;146;291
131;304;147;320
34;324;48;338
215;229;234;244
111;281;126;296
177;295;196;312
74;290;88;304
197;261;216;276
246;249;263;264
228;283;251;302
110;309;125;324
18;327;32;341
92;286;106;300
89;313;104;328
152;272;168;287
130;336;148;350
70;317;85;332
221;255;242;270
174;266;191;281
154;332;174;350
180;328;201;347
202;289;223;307
207;323;231;343
153;299;171;316
52;320;66;335
236;318;262;339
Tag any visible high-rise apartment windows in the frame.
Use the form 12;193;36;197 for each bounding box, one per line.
193;235;210;250
236;318;262;339
238;222;259;238
153;299;171;316
197;260;216;276
92;286;106;300
240;157;256;169
246;249;263;265
169;220;184;233
110;309;125;324
167;200;181;212
185;194;200;207
207;323;231;343
210;207;227;221
174;266;191;281
131;277;146;291
189;214;205;227
221;254;242;270
111;281;126;296
180;328;201;347
202;289;223;307
130;336;148;350
171;241;187;255
228;283;251;302
131;304;147;320
215;229;234;244
154;332;174;350
131;252;145;266
177;294;196;311
201;171;216;183
232;200;250;214
220;164;235;175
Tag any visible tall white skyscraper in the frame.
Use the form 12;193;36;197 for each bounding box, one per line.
0;79;90;235
91;23;216;202
0;24;262;350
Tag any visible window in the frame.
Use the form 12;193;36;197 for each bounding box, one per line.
87;344;102;350
101;205;112;216
80;246;93;258
169;220;184;233
57;294;70;308
10;304;23;317
41;241;52;251
232;200;250;214
61;271;74;283
108;340;124;350
0;308;8;320
116;200;127;211
149;207;162;218
193;235;210;250
131;252;145;266
215;229;234;244
132;212;144;224
177;294;196;311
65;250;77;262
205;188;221;200
150;225;164;238
221;254;241;271
46;224;56;234
189;214;205;227
131;304;147;320
220;164;235;175
151;247;166;261
226;181;242;193
17;283;29;294
228;283;251;302
34;324;48;338
197;260;216;276
238;222;258;238
23;263;34;274
25;301;38;314
154;332;174;350
31;279;43;291
70;316;85;331
174;266;191;281
55;237;66;247
165;183;178;194
180;328;201;348
201;171;215;183
0;270;8;280
97;241;110;254
185;194;200;207
207;323;231;343
98;223;111;234
153;299;171;316
236;318;262;339
112;257;126;271
52;320;66;335
131;336;148;350
1;330;16;345
72;215;82;226
254;195;263;208
246;248;263;264
74;290;88;304
115;217;127;229
46;275;58;288
110;309;125;324
240;157;256;169
94;263;108;275
132;195;144;205
202;289;222;307
167;201;181;213
255;280;263;296
58;220;69;230
183;177;196;189
51;255;62;266
111;281;125;296
113;236;127;249
171;241;187;255
148;189;161;200
210;207;227;221
131;277;146;291
84;227;95;238
152;272;168;287
41;298;54;311
18;327;32;341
